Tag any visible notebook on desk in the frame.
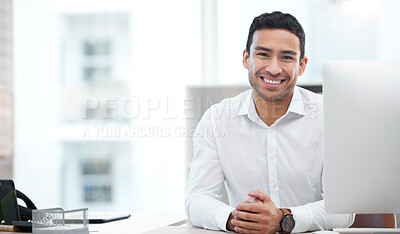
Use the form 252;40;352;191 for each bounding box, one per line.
66;213;131;224
88;213;131;224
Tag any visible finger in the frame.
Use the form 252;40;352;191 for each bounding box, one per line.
234;226;260;234
234;209;276;227
245;197;263;204
233;209;259;222
236;202;265;213
250;197;263;204
248;190;271;203
232;219;264;233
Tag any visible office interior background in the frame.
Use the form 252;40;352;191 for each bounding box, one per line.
0;0;400;214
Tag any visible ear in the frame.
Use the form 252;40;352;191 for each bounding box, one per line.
298;56;308;76
243;49;249;69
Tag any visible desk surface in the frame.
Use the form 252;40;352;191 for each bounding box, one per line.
0;212;194;234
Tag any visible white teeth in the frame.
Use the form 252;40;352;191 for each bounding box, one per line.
263;78;282;85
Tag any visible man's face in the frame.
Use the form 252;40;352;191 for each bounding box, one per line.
243;28;307;102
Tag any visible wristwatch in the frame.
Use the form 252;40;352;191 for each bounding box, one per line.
279;208;295;234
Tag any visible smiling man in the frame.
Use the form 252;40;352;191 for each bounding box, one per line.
185;12;354;233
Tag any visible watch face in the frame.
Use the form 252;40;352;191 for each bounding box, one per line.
282;215;295;232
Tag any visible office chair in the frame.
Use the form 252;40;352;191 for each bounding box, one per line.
350;214;396;228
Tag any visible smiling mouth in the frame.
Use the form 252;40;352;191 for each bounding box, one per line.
263;78;282;85
259;76;287;86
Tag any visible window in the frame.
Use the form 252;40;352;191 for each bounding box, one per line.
83;159;112;202
14;0;200;212
83;41;110;56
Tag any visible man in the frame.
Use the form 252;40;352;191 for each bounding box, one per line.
185;11;354;233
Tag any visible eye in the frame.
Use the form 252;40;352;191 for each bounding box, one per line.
257;52;269;57
282;55;294;60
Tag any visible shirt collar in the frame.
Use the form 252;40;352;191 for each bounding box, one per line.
287;86;305;116
237;86;305;119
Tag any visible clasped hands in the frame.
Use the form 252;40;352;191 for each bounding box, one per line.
227;190;283;234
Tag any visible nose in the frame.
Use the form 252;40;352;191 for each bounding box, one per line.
265;58;282;75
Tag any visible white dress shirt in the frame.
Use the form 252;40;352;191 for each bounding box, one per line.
185;86;354;232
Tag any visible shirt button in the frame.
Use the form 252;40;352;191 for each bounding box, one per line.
272;184;277;189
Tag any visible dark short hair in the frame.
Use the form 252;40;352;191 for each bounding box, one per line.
246;11;305;61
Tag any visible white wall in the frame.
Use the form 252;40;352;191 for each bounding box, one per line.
377;0;400;59
13;0;61;207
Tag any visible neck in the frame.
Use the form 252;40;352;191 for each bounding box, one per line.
253;90;293;127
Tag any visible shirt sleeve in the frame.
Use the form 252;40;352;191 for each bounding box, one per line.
289;199;355;232
185;109;234;231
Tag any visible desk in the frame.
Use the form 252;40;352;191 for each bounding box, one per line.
0;212;193;234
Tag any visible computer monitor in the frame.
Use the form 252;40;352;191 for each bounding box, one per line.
323;60;400;214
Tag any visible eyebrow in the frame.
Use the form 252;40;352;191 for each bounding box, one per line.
254;46;272;52
254;46;297;56
281;50;298;56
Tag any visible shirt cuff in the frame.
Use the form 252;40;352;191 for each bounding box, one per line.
290;206;312;233
216;206;235;232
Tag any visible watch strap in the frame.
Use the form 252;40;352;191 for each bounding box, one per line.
280;208;292;216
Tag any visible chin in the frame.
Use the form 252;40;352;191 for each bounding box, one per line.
259;86;294;102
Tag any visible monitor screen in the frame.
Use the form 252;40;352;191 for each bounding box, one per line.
323;60;400;214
